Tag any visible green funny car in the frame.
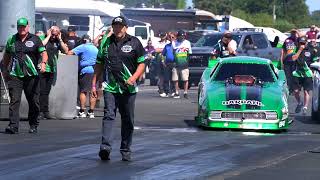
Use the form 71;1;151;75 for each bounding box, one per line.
195;56;291;131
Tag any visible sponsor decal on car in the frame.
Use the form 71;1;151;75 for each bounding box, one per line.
222;100;265;107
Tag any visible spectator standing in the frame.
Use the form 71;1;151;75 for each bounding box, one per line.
291;37;316;115
1;17;48;134
37;26;68;119
143;39;155;84
66;26;81;50
154;32;168;97
172;30;192;99
91;16;145;161
281;29;300;94
161;32;176;97
306;25;318;41
67;35;98;118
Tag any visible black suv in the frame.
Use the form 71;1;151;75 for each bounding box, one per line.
188;31;281;86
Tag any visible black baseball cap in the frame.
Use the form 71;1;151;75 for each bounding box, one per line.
112;16;127;26
159;32;166;37
82;34;91;40
67;26;77;32
299;36;307;43
177;30;186;37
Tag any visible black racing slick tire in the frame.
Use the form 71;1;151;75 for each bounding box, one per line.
312;84;320;121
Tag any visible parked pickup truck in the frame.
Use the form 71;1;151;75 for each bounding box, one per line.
188;31;282;87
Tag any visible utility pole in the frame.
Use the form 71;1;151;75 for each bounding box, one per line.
273;0;276;23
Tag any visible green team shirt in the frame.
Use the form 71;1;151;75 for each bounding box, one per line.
292;47;317;78
5;33;46;77
39;35;63;73
172;39;192;68
97;34;145;94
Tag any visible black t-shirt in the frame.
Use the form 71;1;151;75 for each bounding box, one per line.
66;36;81;50
212;40;232;58
45;39;63;72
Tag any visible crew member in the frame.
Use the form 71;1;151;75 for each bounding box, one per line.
91;16;145;161
1;17;48;134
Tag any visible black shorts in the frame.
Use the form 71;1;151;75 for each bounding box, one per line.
292;76;313;91
79;73;94;93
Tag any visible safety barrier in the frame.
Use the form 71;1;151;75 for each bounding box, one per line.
0;53;79;119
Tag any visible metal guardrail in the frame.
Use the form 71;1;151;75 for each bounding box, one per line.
0;71;10;105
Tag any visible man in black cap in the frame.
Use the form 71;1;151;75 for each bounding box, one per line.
172;30;192;99
291;36;317;115
91;16;145;161
154;32;169;97
1;17;48;134
66;26;81;50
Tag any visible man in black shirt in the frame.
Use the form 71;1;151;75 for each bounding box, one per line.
1;17;48;134
211;31;237;59
92;16;145;161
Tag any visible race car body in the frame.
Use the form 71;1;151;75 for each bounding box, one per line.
195;56;290;131
311;62;320;120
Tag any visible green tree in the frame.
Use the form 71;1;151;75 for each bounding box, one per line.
311;10;320;26
193;0;232;15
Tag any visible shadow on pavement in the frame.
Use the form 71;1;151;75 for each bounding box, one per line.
293;115;320;125
183;119;284;134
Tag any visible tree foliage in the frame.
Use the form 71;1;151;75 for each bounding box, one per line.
193;0;317;32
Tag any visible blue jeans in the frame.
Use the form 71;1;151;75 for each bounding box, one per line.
101;91;136;153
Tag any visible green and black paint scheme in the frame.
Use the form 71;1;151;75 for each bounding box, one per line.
195;56;290;131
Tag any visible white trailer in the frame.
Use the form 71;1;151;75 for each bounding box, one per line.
35;0;123;38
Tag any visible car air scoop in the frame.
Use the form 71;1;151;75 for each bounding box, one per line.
233;75;256;85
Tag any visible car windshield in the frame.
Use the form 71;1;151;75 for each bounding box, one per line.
214;63;275;82
194;34;242;47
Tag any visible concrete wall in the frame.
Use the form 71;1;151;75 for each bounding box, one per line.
1;53;79;119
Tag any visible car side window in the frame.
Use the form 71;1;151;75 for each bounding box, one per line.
242;35;254;49
252;34;268;49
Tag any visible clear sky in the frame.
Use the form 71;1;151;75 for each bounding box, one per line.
306;0;320;12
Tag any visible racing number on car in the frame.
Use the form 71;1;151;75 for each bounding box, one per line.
279;121;286;128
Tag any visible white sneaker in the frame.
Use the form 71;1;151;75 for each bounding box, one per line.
171;93;175;97
173;93;180;99
87;112;95;118
77;111;86;118
159;93;168;97
302;107;307;115
76;106;81;110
